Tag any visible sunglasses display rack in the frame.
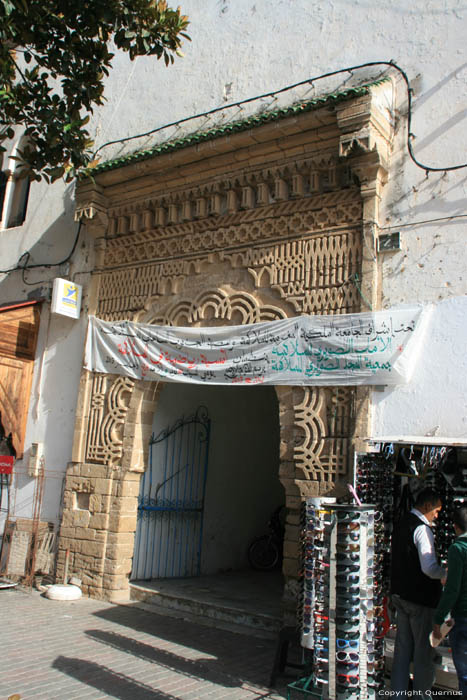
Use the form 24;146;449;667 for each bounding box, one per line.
423;448;466;563
355;445;466;566
295;501;384;700
355;450;395;584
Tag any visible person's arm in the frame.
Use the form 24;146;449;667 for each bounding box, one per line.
434;544;462;625
413;523;446;579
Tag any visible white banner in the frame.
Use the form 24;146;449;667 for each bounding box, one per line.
84;306;430;386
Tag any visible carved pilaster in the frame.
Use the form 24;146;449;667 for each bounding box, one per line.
335;81;395;456
75;181;109;235
336;81;394;170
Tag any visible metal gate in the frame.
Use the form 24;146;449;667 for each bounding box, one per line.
131;406;211;580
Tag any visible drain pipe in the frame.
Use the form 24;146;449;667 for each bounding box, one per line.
63;548;70;584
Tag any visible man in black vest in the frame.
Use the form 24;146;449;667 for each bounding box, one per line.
390;487;446;698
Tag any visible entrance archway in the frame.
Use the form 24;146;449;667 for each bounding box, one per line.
57;83;395;604
57;258;362;615
131;381;282;583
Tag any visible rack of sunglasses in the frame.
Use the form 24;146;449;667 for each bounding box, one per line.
296;502;385;700
356;444;467;564
354;450;395;584
422;447;467;562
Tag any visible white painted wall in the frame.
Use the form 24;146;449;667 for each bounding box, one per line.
1;0;466;529
372;296;467;439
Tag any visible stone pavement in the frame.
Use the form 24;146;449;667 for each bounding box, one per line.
0;587;299;700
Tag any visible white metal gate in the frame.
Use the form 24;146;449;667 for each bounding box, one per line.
131;406;211;579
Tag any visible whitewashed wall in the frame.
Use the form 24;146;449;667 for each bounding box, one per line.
372;296;467;439
1;0;466;525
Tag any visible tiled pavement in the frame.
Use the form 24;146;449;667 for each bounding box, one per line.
0;587;297;700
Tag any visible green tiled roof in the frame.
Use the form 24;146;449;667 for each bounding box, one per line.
89;78;388;176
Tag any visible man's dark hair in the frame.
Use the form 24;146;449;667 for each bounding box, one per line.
414;487;442;509
453;504;467;533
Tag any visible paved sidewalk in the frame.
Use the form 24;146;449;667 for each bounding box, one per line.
0;587;297;700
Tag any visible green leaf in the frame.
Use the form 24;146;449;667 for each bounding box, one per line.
0;0;190;181
46;165;65;180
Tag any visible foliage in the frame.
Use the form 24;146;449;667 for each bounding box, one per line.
0;0;190;182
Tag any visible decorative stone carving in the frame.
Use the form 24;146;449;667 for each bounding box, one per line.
67;87;396;600
293;386;354;485
95;190;363;321
335;83;394;171
224;230;362;315
144;288;287;327
104;156;349;230
85;374;134;466
103;188;361;267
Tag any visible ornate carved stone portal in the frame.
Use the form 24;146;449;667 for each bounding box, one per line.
60;84;393;605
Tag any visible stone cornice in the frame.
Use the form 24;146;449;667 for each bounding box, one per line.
85;79;389;180
75;82;394;236
75;182;109;235
336;81;394;171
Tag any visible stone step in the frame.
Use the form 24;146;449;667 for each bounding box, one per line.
129;581;282;639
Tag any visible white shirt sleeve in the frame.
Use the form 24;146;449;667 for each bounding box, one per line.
413;523;446;579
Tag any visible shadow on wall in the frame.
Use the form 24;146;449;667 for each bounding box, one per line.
0;183;91;524
0;182;78;296
382;59;467;219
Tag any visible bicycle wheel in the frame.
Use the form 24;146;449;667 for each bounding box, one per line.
247;535;280;570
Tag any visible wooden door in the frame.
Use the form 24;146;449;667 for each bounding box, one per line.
0;303;40;457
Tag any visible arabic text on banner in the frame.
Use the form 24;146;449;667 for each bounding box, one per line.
84;306;430;386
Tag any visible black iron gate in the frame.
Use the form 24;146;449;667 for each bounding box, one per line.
131;406;211;580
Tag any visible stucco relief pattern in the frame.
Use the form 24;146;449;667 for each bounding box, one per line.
86;180;362;480
293;386;354;483
222;231;362;315
102;189;362;269
85;374;134;465
97;206;362;320
144;289;288;326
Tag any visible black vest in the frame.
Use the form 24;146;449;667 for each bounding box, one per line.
390;511;442;609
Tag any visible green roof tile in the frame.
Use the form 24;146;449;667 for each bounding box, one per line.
87;78;388;176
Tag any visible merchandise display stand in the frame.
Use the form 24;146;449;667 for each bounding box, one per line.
354;449;394;586
289;440;466;698
289;502;385;700
359;440;467;564
355;441;466;690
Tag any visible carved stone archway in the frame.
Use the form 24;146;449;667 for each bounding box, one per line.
58;81;393;604
59;281;358;606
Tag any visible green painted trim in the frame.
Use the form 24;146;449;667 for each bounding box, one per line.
87;79;388;176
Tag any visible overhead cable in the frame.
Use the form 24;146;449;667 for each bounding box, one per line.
93;59;467;174
2;59;466;279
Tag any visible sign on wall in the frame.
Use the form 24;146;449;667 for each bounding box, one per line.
84;306;430;386
51;278;82;319
0;455;14;474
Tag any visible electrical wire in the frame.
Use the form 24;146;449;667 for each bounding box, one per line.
377;214;467;230
93;59;467;174
352;273;374;311
2;59;466;280
0;220;82;277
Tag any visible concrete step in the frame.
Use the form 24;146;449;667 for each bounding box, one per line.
129;580;282;639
